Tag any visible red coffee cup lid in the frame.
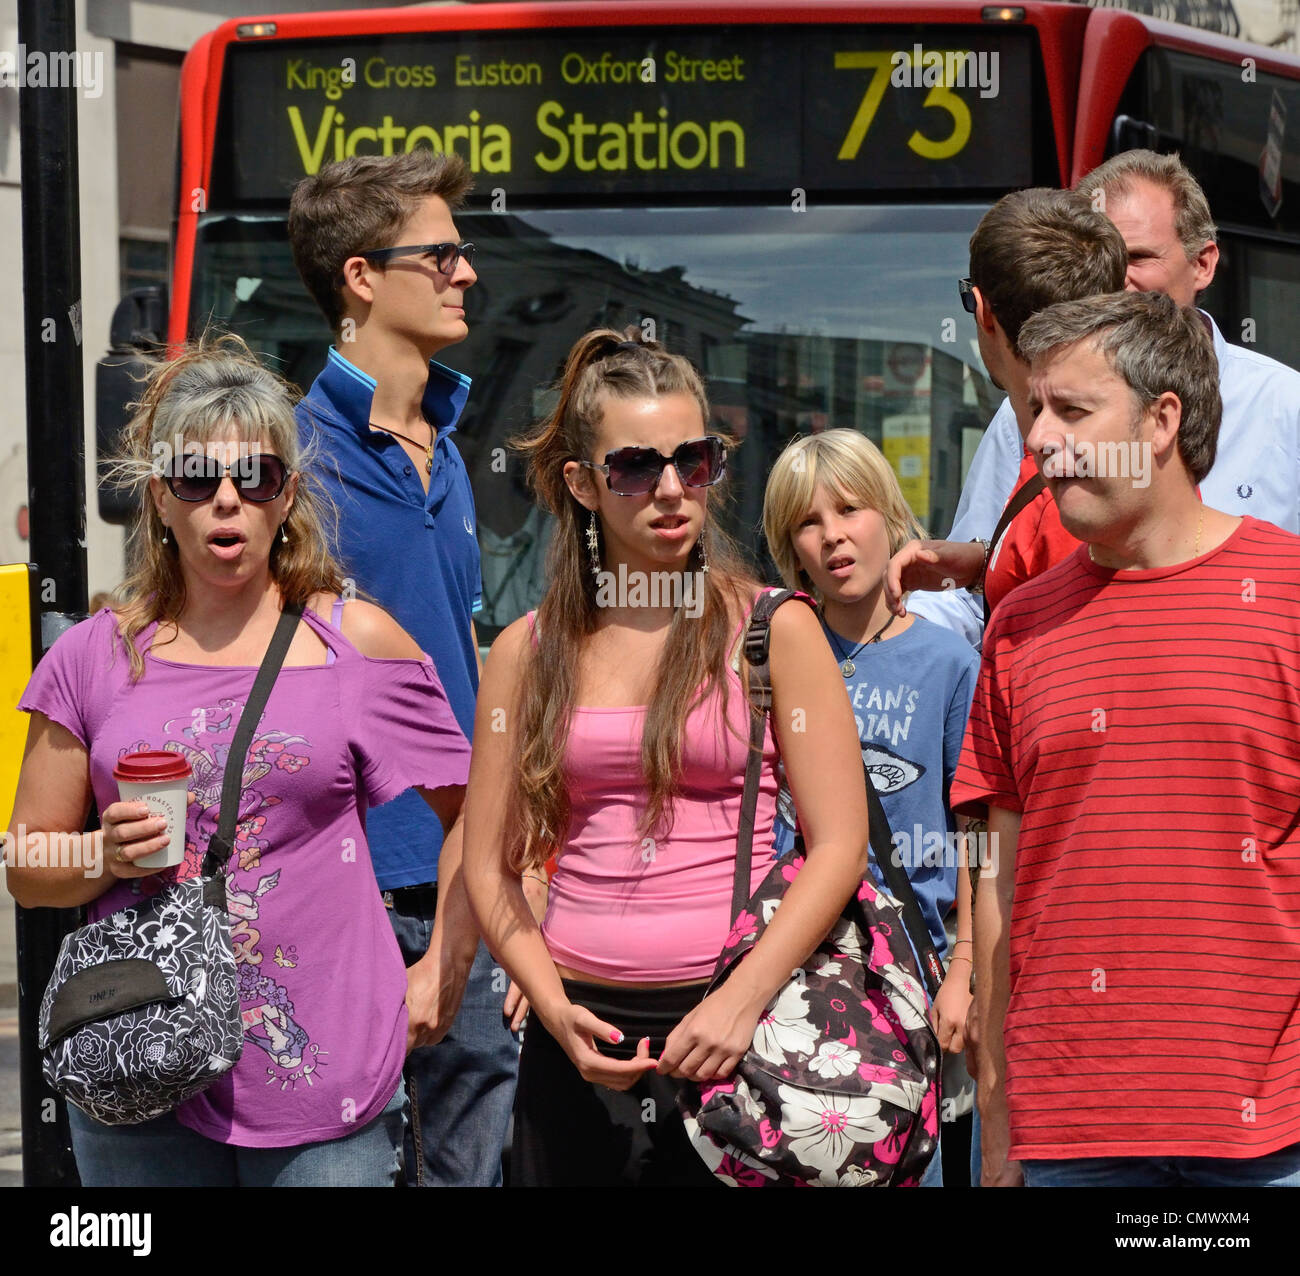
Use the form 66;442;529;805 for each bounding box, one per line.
112;751;192;783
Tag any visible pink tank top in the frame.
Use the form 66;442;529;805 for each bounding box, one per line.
536;608;780;982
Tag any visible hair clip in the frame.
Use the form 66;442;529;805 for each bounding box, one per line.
615;339;643;352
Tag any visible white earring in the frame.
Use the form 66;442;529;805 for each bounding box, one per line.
161;526;169;546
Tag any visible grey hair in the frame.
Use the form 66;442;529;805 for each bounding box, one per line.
1018;290;1221;483
1076;150;1218;262
106;344;310;496
107;334;347;680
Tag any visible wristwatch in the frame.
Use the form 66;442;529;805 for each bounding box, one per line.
967;539;992;595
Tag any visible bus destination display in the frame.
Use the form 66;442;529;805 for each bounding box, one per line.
219;27;1035;202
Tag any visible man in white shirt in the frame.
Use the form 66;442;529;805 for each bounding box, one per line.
912;149;1300;645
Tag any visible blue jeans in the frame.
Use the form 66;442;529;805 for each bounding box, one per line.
920;1132;944;1186
386;892;519;1187
1022;1141;1300;1187
68;1083;406;1187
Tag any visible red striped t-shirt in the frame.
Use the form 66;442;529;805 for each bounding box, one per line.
952;515;1300;1160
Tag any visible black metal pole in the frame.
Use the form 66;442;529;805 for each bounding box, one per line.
16;0;89;1187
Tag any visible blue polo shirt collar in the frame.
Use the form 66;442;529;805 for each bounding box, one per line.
318;346;472;442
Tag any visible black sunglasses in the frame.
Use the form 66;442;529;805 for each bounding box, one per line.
958;277;978;314
164;454;290;503
580;436;726;497
358;241;477;277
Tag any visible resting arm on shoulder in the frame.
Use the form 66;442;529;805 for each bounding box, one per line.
885;539;987;614
6;714;173;908
338;597;473;1050
658;599;870;1082
976;804;1023;1187
462;619;659;1091
903;399;1022;643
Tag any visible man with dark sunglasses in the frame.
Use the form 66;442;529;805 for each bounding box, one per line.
289;150;520;1189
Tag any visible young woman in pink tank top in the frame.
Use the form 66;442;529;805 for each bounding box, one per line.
463;329;870;1186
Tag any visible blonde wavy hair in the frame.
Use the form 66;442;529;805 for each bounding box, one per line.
106;335;346;679
762;429;926;599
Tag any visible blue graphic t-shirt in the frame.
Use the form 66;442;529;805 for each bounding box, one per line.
774;614;979;958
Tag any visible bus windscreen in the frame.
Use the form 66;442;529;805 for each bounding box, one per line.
212;25;1038;203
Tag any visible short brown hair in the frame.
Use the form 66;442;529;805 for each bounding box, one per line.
288;151;473;332
1076;149;1217;262
1018;290;1221;483
968;187;1128;360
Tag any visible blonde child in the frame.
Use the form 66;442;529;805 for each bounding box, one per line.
763;428;978;1186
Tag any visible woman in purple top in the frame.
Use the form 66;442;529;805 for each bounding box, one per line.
7;339;471;1186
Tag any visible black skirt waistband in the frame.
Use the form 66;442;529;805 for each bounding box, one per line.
559;977;710;1059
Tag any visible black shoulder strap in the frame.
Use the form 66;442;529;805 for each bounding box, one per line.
735;589;944;999
201;602;304;878
731;589;806;924
983;472;1046;628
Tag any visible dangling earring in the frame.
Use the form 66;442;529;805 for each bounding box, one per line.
586;510;601;577
280;523;290;545
697;531;710;574
161;526;169;546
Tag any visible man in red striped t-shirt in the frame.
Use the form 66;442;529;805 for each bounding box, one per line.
952;289;1300;1188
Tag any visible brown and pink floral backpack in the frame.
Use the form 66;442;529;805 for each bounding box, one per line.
679;589;944;1187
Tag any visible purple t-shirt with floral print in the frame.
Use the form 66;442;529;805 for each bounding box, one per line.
18;605;471;1148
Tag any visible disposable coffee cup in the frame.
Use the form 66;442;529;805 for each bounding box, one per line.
112;751;193;869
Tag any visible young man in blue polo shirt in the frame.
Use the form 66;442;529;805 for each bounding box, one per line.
289;150;524;1186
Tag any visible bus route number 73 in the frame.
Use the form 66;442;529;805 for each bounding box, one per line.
833;49;973;162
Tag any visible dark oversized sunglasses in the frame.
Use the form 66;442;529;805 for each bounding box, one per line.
358;241;477;277
164;454;290;503
958;277;978;314
581;435;726;497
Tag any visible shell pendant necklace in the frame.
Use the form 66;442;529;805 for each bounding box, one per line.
825;612;896;678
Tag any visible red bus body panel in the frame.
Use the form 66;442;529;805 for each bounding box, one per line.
174;0;1300;346
1072;7;1300;184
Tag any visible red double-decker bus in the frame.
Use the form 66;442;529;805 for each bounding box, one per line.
103;1;1300;641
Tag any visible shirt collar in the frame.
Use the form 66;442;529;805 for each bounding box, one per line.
317;346;472;440
1198;308;1225;361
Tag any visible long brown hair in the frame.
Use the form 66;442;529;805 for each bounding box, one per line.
107;334;347;679
508;328;758;873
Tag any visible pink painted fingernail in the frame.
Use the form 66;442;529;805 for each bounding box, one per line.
609;1029;624;1044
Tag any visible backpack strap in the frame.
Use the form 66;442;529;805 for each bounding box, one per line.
734;588;945;998
982;471;1046;627
731;588;813;921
